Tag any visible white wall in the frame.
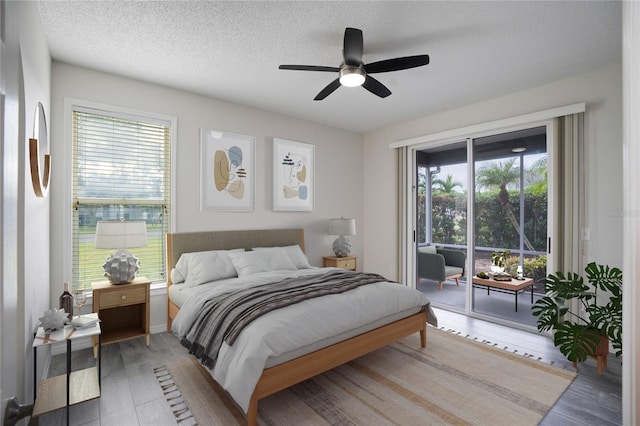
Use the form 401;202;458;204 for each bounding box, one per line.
622;3;640;423
50;63;364;329
0;0;51;412
19;1;52;399
363;64;623;280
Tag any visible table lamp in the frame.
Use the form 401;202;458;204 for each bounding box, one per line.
328;217;356;257
94;219;148;284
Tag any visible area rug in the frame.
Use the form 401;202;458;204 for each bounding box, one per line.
156;327;575;425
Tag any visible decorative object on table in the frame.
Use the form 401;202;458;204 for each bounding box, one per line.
532;262;622;373
58;282;73;320
94;218;148;284
73;289;87;317
200;128;255;211
28;102;51;198
492;271;512;281
490;250;510;273
69;315;99;329
328;217;356;257
273;138;314;211
38;308;69;332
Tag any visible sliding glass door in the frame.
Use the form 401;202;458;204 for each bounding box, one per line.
414;126;550;328
471;127;548;326
416;140;468;310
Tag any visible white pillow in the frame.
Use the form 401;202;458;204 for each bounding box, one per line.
170;267;185;284
228;248;297;277
419;246;437;254
253;245;311;269
173;254;190;283
178;249;243;287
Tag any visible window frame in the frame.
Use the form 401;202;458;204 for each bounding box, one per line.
64;98;177;290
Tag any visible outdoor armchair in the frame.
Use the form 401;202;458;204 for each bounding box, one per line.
417;246;466;290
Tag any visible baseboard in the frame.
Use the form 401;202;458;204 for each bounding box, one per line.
151;324;167;334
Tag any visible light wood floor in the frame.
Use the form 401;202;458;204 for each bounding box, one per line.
34;308;621;426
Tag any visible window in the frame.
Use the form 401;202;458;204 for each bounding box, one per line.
72;106;172;290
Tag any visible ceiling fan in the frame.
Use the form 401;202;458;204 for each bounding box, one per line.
279;27;430;101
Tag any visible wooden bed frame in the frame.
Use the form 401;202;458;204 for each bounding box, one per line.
165;228;427;426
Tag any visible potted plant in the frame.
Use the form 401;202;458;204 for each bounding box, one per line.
490;250;510;273
532;262;622;369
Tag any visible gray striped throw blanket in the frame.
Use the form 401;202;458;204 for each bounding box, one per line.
180;270;389;369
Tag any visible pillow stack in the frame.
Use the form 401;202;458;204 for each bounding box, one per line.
170;244;312;286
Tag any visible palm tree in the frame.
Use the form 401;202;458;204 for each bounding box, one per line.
476;159;535;251
417;167;427;195
432;174;463;194
527;156;547;195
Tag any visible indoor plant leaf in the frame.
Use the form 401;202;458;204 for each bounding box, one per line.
531;296;568;332
534;262;622;366
553;323;602;363
584;262;622;296
544;272;592;301
589;304;623;356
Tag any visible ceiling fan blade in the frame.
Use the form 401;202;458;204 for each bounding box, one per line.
343;27;363;66
362;76;391;98
314;78;341;101
364;54;430;74
279;65;340;72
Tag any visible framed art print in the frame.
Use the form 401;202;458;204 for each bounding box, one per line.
200;129;255;211
273;138;314;211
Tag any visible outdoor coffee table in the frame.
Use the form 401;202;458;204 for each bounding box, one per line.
472;275;534;312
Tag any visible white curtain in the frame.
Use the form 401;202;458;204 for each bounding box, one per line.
396;146;409;284
552;113;585;274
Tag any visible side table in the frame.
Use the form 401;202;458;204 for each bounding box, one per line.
323;255;357;271
92;276;150;356
32;312;101;425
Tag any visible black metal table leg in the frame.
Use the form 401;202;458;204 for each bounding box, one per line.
66;339;71;426
531;285;534;303
98;333;102;390
33;339;37;403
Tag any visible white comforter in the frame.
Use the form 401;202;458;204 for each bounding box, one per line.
171;267;434;413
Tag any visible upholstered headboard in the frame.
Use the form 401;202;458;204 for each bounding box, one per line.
165;228;305;285
165;228;303;331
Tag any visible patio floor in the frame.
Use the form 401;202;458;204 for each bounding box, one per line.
417;277;544;328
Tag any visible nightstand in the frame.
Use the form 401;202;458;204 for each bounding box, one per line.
91;276;150;354
323;255;357;271
32;313;101;425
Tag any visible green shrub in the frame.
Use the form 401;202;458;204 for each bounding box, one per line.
524;255;547;284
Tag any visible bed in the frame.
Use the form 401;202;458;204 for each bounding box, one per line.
166;228;436;425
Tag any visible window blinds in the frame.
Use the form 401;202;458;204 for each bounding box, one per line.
72;108;171;290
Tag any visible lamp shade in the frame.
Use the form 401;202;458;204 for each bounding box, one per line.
328;218;356;236
94;220;148;249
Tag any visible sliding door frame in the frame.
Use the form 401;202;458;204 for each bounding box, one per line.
398;104;584;324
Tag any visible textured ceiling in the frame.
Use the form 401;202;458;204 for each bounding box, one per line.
37;1;621;133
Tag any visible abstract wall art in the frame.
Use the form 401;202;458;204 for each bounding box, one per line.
273;138;314;211
201;129;255;211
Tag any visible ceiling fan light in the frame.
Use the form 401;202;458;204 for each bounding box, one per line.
339;66;365;87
